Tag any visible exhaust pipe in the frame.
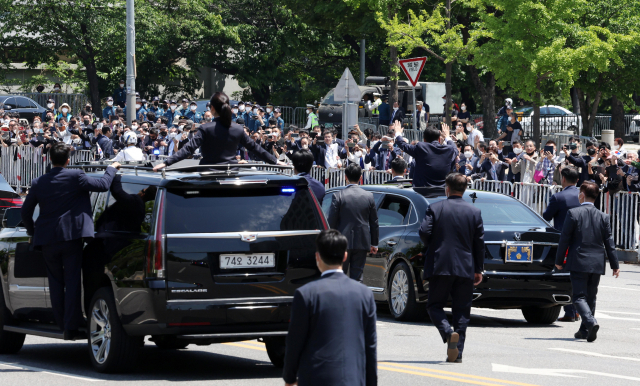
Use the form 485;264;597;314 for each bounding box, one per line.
553;294;571;303
472;293;482;301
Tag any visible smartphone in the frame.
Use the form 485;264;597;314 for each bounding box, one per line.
309;132;318;139
317;139;324;144
37;134;44;142
606;165;620;181
347;142;355;148
593;165;605;176
543;145;554;154
291;133;299;139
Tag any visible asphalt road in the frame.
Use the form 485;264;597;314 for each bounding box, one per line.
1;263;639;386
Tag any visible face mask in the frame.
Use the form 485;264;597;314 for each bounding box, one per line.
464;151;473;158
46;103;54;109
161;131;167;136
239;105;245;111
170;105;177;110
178;125;185;131
302;145;309;150
253;109;258;114
83;120;89;125
614;145;620;150
461;106;466;111
513;147;523;154
204;117;212;122
393;107;398;111
61;108;68;114
266;108;272;113
190;105;197;111
232;108;238;114
307;110;311;115
54;87;60;91
120;83;125;88
354;151;363;158
130;125;138;131
107;101;113;106
136;104;141;109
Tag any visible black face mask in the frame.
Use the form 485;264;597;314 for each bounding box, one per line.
160;131;167;136
86;107;91;112
154;102;159;106
83;120;90;125
162;104;168;109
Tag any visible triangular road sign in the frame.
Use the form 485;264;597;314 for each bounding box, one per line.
398;57;427;87
333;67;361;102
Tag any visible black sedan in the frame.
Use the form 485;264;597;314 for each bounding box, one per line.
321;185;572;324
0;95;47;122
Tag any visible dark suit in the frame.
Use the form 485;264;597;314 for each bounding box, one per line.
395;136;458;188
479;159;509;181
566;153;591;186
378;102;390;125
310;141;346;168
369;141;399;171
21;166;117;331
298;172;325;205
96;134;114;159
327;185;379;282
389;108;404;124
165;117;277;166
419;196;485;355
555;203;619;333
283;271;377;386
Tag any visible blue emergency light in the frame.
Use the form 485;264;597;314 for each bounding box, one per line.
281;187;296;194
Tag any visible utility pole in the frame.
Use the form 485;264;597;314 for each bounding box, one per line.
360;38;366;85
445;0;452;127
125;0;136;125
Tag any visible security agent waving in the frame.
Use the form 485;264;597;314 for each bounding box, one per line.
21;143;121;340
153;92;285;171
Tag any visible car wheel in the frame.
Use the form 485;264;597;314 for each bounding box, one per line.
264;337;286;368
567;125;578;133
151;336;189;350
388;262;426;321
88;287;141;373
0;286;25;354
521;305;561;324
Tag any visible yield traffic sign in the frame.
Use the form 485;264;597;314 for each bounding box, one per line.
398;57;427;87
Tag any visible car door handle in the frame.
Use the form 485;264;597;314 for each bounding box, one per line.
386;240;397;246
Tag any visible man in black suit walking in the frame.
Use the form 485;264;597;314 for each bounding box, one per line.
21;143;120;339
555;181;620;342
283;230;377;386
419;173;485;362
327;164;379;282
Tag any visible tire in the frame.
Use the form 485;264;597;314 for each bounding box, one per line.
152;336;189;350
567;125;578;134
0;285;25;354
88;287;140;373
264;337;286;368
521;305;562;325
388;262;427;321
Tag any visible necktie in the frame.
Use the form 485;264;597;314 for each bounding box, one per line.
491;164;497;180
360;156;364;169
385;151;390;170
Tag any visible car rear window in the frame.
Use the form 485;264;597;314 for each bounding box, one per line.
427;196;547;227
164;187;323;233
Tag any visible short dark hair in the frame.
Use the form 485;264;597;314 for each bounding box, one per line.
146;112;156;122
390;157;406;175
316;229;348;266
599;142;610;150
586;140;597;148
291;149;314;174
561;166;579;184
580;181;599;200
424;127;440;142
102;126;111;135
50;143;71;166
512;140;522;146
323;130;333;137
345;163;362;182
268;117;277;126
446;173;467;194
160;116;169;124
545;140;556;146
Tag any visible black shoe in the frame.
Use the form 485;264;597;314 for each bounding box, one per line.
574;330;588;340
446;332;459;363
63;330;86;341
587;324;599;342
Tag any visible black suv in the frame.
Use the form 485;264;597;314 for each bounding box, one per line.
321;184;572;324
0;162;327;373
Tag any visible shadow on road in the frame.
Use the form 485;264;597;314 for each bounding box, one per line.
377;309;562;329
0;341;282;381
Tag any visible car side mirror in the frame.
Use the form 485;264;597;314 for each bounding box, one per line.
2;104;12;111
2;207;23;228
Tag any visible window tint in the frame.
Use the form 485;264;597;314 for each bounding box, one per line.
2;97;15;108
547;107;566;116
165;187;323;233
321;191;335;217
378;195;411;226
427;196;547;227
15;98;32;109
322;89;336;105
97;181;156;233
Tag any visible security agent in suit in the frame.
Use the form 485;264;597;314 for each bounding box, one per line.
327;164;379;282
153;92;284;172
543;166;581;322
292;149;325;205
419;173;484;363
392;121;458;188
555;181;620;342
384;157;407;185
283;230;377;386
389;101;405;125
21;143;121;339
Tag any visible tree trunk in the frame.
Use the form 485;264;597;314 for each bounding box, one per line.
468;65;496;138
575;87;601;137
533;93;541;146
611;95;626;140
84;57;101;119
250;84;270;106
388;45;399;109
570;87;580;115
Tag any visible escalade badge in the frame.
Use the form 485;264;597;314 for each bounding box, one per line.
241;233;258;242
514;232;521;241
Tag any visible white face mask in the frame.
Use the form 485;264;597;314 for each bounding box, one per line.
238;105;245;111
461;106;466;111
190;105;197;111
170;105;177;110
136;104;141;109
232;108;238;114
513;147;523;154
54;87;60;91
61;108;68;114
307;110;311;115
131;125;138;130
393;107;398;111
120;83;125;88
464;151;473;158
253;108;258;114
266;108;272;113
354;151;363;158
178;125;185;131
302;145;309;150
107;101;113;106
47;103;54;109
614;145;620;150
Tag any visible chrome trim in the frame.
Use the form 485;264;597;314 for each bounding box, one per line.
485;241;558;247
552;294;572;304
177;331;287;339
214;272;284;278
166;230;322;239
9;285;45;292
472;293;482;301
485;271;569;277
368;287;385;293
228;305;278;310
369;191;420;227
218;179;268;185
166;296;293;306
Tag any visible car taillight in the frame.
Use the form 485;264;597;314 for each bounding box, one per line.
0;198;22;207
146;191;165;278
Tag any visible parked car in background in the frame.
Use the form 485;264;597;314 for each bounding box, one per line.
627;114;640;142
0;175;21;221
0;95;47;123
514;105;582;137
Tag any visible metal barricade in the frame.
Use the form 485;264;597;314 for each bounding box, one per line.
471;180;513;196
325;168;346;189
610;191;639;251
401;129;422;143
357;123;377;136
12;92;89;116
363;170;391;185
292;107;308;129
377;125;389;135
276;106;294;127
310;165;326;186
512;182;561;216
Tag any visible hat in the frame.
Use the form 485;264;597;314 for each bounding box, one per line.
135;92;140;97
373;92;381;96
179;115;188;120
47;98;55;103
189;100;197;105
258;107;265;112
152;96;160;101
245;102;252;106
274;108;281;113
157;124;168;131
306;104;314;108
60;103;71;109
181;98;188;103
163;99;169;104
136;97;141;102
85;102;92;107
119;79;125;83
231;103;238;107
416;101;423;106
1;123;8;128
266;103;273;107
141;99;147;104
382;95;388;100
169;100;177;104
236;118;245;125
238;101;245;105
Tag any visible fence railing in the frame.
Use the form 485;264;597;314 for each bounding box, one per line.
10;92;90;117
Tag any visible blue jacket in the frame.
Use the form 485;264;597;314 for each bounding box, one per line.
419;195;485;280
543;185;580;231
21;167;117;246
185;110;202;123
479;159;509;181
298;172;325;204
164;109;178;128
378;102;390;124
113;87;127;105
395;136;458;188
97;134;114;158
283;272;377;386
102;106;117;120
566;153;591;186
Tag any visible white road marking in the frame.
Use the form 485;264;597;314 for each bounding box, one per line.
549;348;640;362
0;361;102;382
595;312;640;322
600;285;640;292
598;310;640;316
493;363;640;382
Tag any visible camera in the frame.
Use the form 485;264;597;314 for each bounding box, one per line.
569;142;578;150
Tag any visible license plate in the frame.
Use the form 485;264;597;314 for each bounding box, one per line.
505;242;533;263
220;254;275;269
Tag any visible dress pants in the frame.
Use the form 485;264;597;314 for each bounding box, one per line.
342;249;367;282
41;239;84;331
570;271;601;333
426;275;474;354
